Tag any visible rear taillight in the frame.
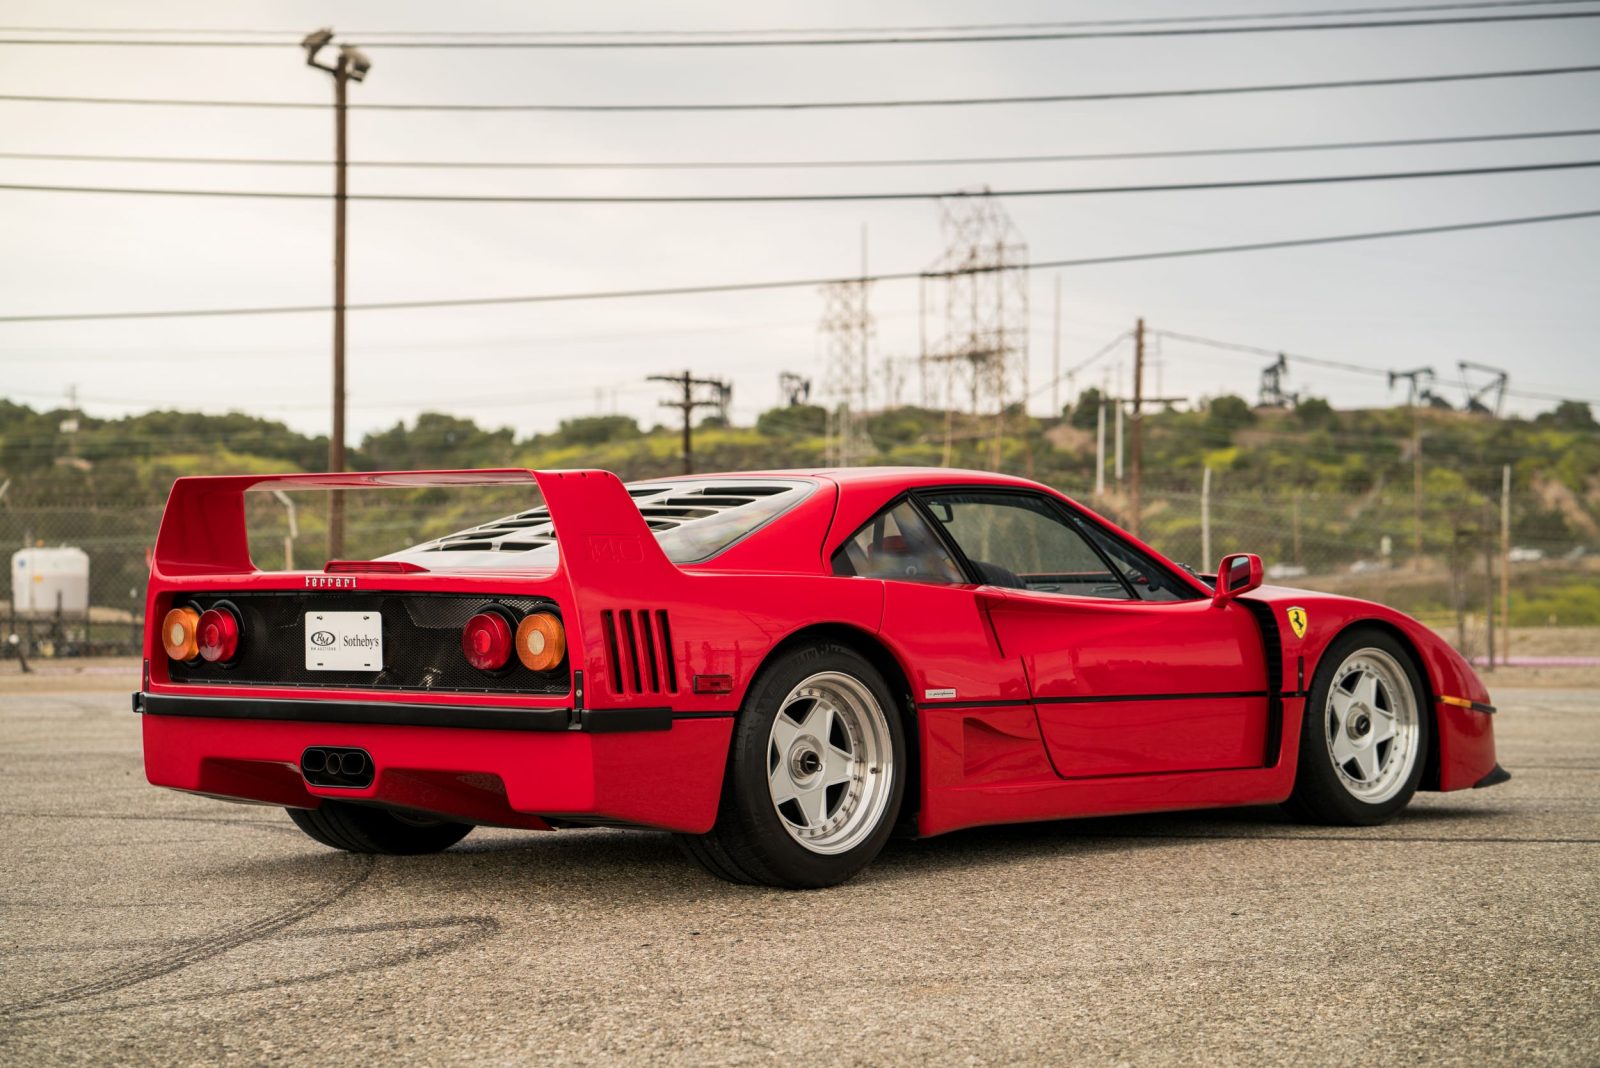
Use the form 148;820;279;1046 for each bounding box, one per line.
161;606;201;661
515;612;566;673
196;606;240;663
462;611;512;672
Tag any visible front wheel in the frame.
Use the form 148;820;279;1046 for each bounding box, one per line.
1285;628;1430;825
677;641;906;888
287;801;473;854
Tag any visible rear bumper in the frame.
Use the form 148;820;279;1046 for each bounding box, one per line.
138;695;733;833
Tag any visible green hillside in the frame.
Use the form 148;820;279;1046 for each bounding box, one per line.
2;396;1596;625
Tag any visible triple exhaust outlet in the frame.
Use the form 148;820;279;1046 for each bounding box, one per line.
301;746;374;789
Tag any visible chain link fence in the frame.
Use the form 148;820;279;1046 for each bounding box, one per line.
3;479;1595;662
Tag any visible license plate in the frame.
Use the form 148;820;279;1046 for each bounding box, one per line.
305;611;383;671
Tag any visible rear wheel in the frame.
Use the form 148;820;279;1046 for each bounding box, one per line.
1286;628;1429;825
286;801;473;854
677;641;905;888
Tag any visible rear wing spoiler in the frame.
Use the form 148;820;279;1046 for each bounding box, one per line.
150;468;679;596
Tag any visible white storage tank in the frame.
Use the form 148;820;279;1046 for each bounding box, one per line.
11;547;90;615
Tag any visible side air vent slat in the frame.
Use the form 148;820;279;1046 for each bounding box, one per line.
619;609;644;693
600;610;625;694
638;611;660;692
657;610;678;693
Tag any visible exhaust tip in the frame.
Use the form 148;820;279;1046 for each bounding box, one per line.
300;746;374;789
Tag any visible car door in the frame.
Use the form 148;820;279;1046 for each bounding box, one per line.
916;489;1271;779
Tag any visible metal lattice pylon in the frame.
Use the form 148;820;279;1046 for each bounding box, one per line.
819;270;874;466
921;191;1030;469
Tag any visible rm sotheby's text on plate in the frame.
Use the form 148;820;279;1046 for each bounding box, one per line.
305;611;383;671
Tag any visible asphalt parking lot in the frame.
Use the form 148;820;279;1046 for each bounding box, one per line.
1;681;1595;1066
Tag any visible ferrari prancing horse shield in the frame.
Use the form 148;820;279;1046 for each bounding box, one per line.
1286;606;1308;639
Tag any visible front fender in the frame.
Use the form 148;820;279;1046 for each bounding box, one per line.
1248;587;1499;792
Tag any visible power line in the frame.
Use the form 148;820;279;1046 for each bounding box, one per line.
4;10;1599;47
5;1;1595;37
2;63;1595;112
6;126;1599;170
4;160;1597;205
3;207;1596;325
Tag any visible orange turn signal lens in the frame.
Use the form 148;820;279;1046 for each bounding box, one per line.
161;606;201;662
515;612;566;672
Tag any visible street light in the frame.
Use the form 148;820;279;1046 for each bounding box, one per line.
301;28;371;561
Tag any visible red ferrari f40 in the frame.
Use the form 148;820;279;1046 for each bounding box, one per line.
137;467;1505;887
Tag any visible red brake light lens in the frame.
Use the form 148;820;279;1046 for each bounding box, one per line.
196;606;240;663
462;611;513;672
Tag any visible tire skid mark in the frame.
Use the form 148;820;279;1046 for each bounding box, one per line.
2;811;294;831
6;916;501;1020
0;857;374;1018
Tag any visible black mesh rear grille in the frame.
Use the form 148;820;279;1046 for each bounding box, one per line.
167;592;569;696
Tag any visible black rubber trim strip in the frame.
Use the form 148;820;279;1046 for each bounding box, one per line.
134;692;723;732
916;689;1274;711
578;706;670;732
1470;700;1497;715
1474;763;1512;788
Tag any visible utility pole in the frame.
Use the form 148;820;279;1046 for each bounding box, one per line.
1051;274;1061;417
649;371;730;475
1412;420;1424;569
1500;464;1512;666
1130;317;1146;537
1095;400;1106;496
1201;466;1213;568
303;29;370;561
1114;395;1124;482
1483;509;1497;672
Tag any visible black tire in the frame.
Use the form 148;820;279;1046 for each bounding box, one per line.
286;801;473;855
676;641;907;889
1285;627;1430;826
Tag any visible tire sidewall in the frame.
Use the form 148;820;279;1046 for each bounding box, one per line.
725;642;907;888
1297;628;1430;824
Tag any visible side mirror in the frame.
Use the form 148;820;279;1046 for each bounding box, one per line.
1213;553;1263;604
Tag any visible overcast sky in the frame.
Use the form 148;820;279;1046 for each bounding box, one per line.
2;0;1597;441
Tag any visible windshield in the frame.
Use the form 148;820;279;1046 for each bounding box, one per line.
382;478;812;569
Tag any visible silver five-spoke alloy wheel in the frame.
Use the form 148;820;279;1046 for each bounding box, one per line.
1324;647;1419;805
767;671;894;855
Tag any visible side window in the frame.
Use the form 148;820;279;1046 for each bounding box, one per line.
1077;521;1200;602
831;500;963;585
920;492;1132;600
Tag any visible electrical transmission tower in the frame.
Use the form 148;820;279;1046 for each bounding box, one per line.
819;228;874;466
921;191;1030;470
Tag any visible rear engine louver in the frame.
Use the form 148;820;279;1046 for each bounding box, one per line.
599;609;678;696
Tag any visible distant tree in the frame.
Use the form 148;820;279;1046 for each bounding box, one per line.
1537;399;1597;430
757;404;828;437
360;412;515;470
1293;396;1339;430
1069;387;1105;429
1206;395;1256;433
551;414;641;446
